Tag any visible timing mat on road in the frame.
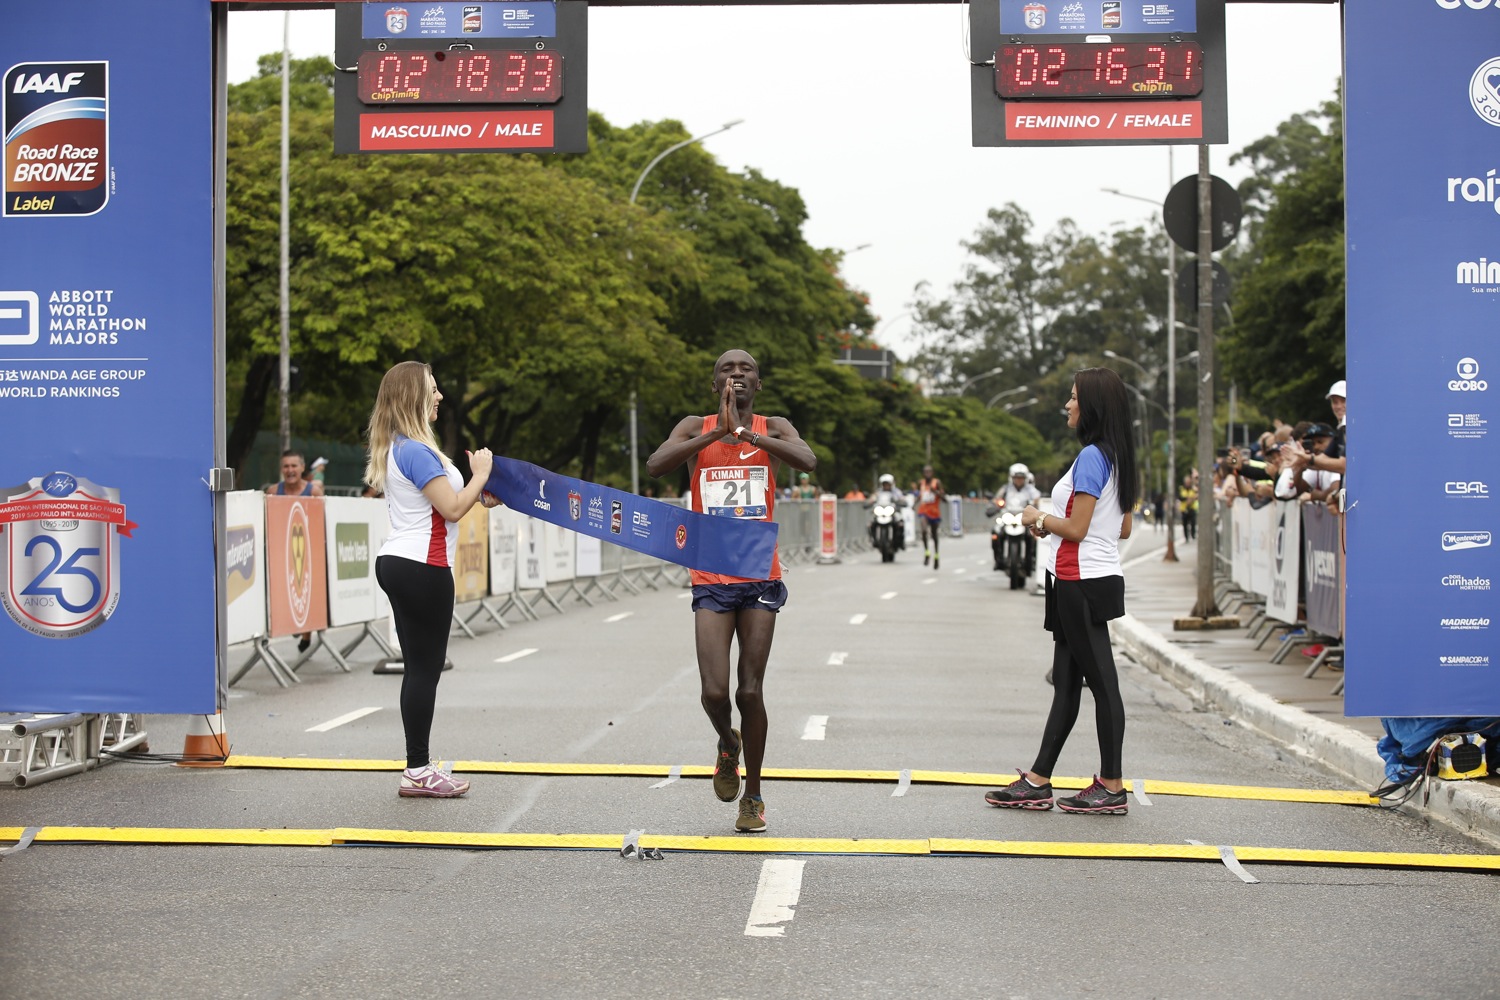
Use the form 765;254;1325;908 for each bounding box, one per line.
1;824;1496;873
222;755;1380;807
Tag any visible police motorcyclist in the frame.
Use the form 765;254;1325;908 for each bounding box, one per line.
986;463;1040;575
867;473;908;550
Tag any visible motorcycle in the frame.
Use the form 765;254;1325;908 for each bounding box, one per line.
871;498;903;563
991;509;1030;589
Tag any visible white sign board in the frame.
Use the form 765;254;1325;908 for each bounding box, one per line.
224;491;266;646
324;496;383;627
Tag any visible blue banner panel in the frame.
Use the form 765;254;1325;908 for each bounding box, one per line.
485;458;778;580
0;0;216;713
1345;0;1500;715
999;0;1196;35
362;2;556;39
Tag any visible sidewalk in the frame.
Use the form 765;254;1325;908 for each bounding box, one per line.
1112;535;1500;851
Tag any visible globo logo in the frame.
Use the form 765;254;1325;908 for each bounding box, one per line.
1450;357;1489;391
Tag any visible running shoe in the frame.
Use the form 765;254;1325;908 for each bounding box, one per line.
713;728;742;802
933;556;940;570
398;764;470;798
983;769;1054;810
736;794;767;832
923;553;930;566
1056;776;1128;815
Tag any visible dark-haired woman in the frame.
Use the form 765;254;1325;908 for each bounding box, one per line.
985;368;1137;815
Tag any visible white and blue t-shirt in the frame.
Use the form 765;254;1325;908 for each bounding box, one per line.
1045;444;1124;581
377;435;464;567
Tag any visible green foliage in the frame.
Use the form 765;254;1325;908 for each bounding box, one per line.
1221;99;1345;421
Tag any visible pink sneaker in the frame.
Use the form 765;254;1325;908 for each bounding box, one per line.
398;764;470;798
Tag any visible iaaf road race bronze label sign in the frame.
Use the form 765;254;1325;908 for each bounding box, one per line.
0;472;134;638
3;61;109;217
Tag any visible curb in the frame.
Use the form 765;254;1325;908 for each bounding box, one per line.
1110;613;1500;852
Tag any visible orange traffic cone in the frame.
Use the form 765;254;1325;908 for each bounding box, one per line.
178;712;229;767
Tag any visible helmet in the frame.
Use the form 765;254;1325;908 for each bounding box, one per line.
879;473;895;485
1009;463;1029;478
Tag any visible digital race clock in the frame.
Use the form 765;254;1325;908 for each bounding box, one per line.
995;42;1203;100
356;49;563;105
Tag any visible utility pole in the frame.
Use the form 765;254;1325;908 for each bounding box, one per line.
278;13;291;452
1191;143;1220;619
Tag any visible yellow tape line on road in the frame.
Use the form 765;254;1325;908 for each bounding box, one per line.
223;755;1379;807
3;825;1497;872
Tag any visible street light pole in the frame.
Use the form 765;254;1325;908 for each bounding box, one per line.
626;118;745;494
985;384;1030;408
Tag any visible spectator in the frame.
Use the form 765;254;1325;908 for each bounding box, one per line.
1178;472;1198;541
844;486;867;501
795;472;818;500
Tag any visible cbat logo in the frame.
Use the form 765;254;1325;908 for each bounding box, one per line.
1436;0;1500;8
1445;481;1490;497
1450;357;1488;391
385;7;409;33
1442;530;1493;551
1472;58;1500;127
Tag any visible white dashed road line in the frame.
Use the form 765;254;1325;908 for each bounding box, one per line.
801;715;829;741
305;707;381;733
880;591;897;600
848;613;868;625
744;859;806;937
495;648;539;663
826;651;848;666
604;612;633;623
922;577;937;585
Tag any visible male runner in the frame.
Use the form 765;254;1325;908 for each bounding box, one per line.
916;464;945;570
646;350;816;833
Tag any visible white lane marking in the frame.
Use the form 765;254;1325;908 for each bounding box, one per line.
604;612;633;623
649;765;682;789
892;769;912;797
922;577;937;585
801;715;829;740
880;591;897;600
677;592;692;599
953;568;967;575
826;651;848;666
848;613;867;625
305;707;380;733
744;859;806;937
495;648;539;663
1129;778;1152;806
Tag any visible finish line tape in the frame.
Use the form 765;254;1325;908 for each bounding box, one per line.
1;825;1496;873
222;755;1380;807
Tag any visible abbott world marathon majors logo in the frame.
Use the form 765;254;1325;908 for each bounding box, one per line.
3;62;108;217
0;472;134;638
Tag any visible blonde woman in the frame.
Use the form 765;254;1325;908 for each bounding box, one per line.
365;361;497;798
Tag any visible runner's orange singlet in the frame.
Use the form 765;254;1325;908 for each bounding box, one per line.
917;478;942;520
689;414;780;585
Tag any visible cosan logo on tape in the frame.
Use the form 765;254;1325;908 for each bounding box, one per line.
1442;530;1493;551
3;62;109;217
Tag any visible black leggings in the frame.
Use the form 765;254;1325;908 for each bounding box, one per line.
1031;578;1126;781
376;555;454;770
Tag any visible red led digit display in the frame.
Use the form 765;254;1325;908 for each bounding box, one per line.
996;42;1203;100
357;50;563;105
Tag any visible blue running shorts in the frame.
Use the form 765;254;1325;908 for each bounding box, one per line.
690;580;789;614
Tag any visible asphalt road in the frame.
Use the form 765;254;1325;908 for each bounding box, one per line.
2;530;1496;999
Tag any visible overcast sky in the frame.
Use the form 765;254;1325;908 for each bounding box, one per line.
225;3;1343;355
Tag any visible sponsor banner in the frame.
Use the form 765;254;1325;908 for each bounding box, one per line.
1000;0;1196;34
1346;0;1500;714
485;457;778;580
224;491;266;646
1230;501;1252;592
544;520;576;584
948;495;963;537
517;512;546;591
488;504;518;596
576;534;602;578
362;2;556;39
265;496;329;639
0;0;216;713
453;502;489;603
820;494;838;558
1265;501;1301;625
1247;502;1274;599
358;110;553;151
1006;102;1203;142
1302;504;1342;643
323;496;381;628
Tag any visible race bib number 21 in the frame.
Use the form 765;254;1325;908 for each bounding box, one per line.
699;466;769;519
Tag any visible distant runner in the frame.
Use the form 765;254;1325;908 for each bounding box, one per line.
646;349;816;833
916;464;946;570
